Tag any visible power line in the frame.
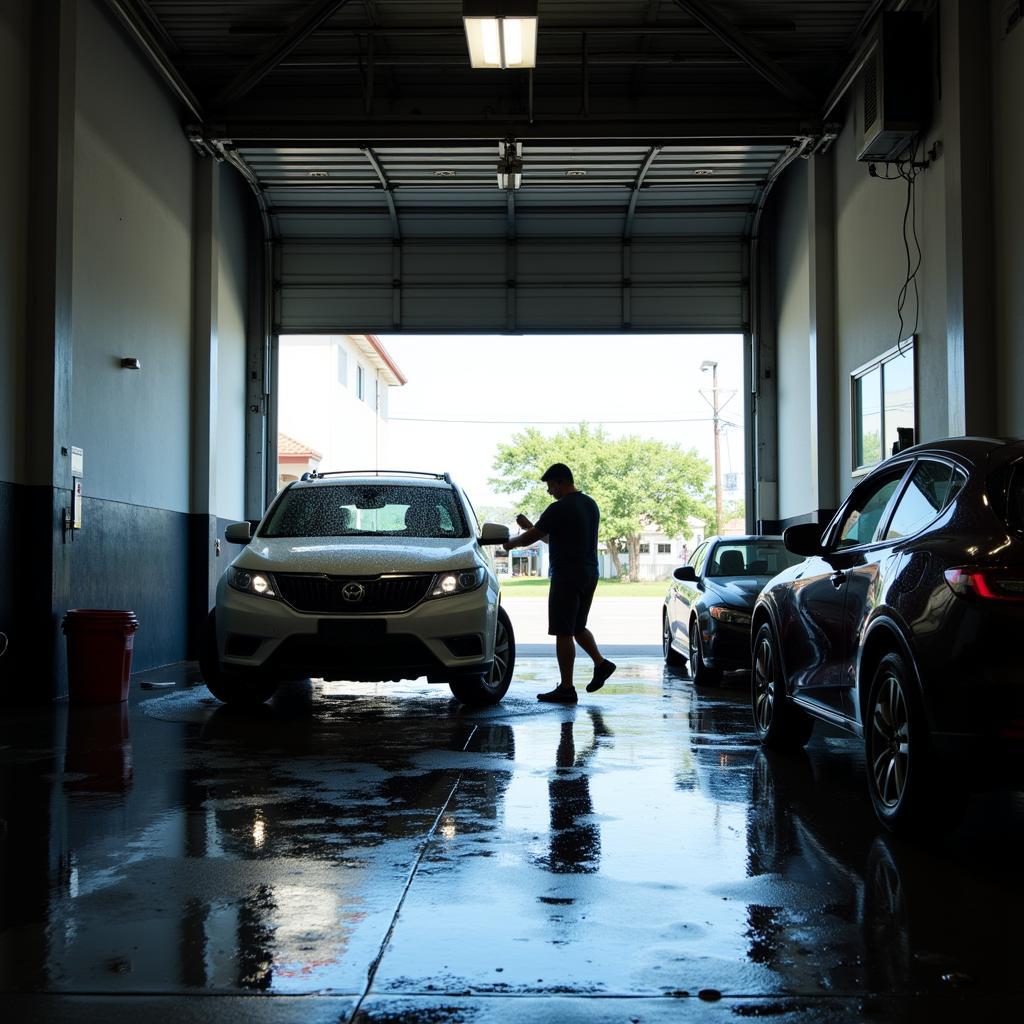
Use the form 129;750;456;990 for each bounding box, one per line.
389;415;742;426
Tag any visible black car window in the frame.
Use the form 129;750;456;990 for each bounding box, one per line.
884;460;964;540
261;484;468;539
835;467;907;549
705;540;803;577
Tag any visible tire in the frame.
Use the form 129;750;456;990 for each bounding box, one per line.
864;652;963;835
751;621;814;750
689;615;721;687
663;611;687;667
200;609;280;707
449;606;516;707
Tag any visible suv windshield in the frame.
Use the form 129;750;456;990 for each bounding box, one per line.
261;483;469;539
706;540;803;578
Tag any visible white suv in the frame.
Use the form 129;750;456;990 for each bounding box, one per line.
201;471;513;707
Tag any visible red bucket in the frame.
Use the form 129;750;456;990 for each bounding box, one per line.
62;610;140;704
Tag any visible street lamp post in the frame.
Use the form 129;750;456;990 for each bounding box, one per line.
701;359;722;535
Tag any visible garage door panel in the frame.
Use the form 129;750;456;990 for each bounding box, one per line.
402;245;505;282
516;288;623;330
402;287;508;330
629;286;746;329
278;286;394;331
279;244;393;284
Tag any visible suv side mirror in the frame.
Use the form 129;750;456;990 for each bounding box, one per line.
478;522;510;546
673;565;698;582
783;522;824;556
225;521;252;544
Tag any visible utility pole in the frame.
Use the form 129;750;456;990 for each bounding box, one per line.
701;360;723;535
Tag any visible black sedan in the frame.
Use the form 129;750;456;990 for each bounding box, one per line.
751;436;1024;834
663;536;803;685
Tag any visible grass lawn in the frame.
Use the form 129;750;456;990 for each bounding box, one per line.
499;577;667;597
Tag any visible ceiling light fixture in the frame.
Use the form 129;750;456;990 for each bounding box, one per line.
694;168;714;176
565;168;586;177
308;170;329;178
497;140;523;190
463;1;538;69
433;169;457;177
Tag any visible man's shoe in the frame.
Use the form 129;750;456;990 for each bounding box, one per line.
537;687;578;705
586;659;617;693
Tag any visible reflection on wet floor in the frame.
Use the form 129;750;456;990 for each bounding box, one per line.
1;658;1023;1021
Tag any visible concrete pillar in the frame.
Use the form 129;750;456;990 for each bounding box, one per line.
19;0;77;699
942;0;996;435
808;149;837;514
189;159;220;653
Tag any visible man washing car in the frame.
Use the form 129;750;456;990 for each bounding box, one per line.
503;463;616;704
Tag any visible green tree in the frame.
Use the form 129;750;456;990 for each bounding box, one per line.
490;424;712;581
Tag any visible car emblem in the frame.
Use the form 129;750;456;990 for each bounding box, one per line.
341;582;366;603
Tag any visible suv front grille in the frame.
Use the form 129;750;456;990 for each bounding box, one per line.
275;573;433;613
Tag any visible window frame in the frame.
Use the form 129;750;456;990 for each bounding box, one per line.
851;338;917;476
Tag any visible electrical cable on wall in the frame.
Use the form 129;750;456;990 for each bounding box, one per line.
868;137;927;355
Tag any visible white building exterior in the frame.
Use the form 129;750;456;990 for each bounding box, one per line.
278;334;406;483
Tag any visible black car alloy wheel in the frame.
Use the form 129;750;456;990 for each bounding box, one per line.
868;664;910;810
689;617;719;686
751;622;813;750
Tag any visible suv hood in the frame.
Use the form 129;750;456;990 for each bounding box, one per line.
235;536;483;576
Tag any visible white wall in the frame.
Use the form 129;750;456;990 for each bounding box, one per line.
278;335;393;479
993;1;1024;434
70;0;193;511
215;167;250;521
0;0;30;483
772;159;813;520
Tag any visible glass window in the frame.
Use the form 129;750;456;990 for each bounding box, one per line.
691;542;709;575
883;349;915;459
357;364;365;400
336;346;348;386
855;366;882;467
835;469;907;549
657;543;671;554
639;543;650;554
852;342;916;470
261;484;468;539
884;461;965;540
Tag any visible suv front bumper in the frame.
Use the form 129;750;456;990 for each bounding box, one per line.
215;578;499;682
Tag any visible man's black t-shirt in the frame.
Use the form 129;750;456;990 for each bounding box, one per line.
535;491;600;578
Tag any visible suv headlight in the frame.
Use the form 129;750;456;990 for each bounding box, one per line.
227;566;279;599
430;567;486;598
710;606;750;625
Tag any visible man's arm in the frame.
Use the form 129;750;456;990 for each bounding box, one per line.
502;525;546;551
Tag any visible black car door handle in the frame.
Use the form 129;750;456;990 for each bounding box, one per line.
829;571;846;589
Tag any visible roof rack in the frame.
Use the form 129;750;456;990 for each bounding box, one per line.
299;469;450;482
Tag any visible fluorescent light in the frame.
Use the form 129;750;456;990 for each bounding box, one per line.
463;3;538;69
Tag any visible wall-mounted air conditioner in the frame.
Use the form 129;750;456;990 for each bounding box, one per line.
856;12;926;163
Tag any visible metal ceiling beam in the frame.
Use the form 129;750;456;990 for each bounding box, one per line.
362;146;401;241
104;0;203;120
672;0;816;109
213;0;354;108
623;144;663;240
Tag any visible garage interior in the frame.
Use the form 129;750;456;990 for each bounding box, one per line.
2;1;1023;1019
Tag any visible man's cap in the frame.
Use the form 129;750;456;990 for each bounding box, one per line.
540;463;574;484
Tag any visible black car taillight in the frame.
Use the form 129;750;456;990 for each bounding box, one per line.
943;567;1024;603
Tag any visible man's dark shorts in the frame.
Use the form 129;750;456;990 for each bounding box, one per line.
548;573;599;636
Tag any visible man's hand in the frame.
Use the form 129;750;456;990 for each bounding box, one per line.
515;513;533;530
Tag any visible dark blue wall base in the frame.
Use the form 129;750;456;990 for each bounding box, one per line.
0;482;209;701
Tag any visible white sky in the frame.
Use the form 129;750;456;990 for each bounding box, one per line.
374;334;746;508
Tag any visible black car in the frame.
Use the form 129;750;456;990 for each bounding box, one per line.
663;535;804;685
751;436;1024;833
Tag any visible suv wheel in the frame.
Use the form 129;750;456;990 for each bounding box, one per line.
200;609;280;706
751;622;813;750
449;607;515;707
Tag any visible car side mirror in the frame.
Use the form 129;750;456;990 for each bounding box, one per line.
225;521;252;544
783;522;824;556
673;565;698;582
478;522;510;546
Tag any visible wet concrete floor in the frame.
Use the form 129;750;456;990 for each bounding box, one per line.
2;656;1023;1022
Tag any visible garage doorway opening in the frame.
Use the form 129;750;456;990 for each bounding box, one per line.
277;333;746;647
